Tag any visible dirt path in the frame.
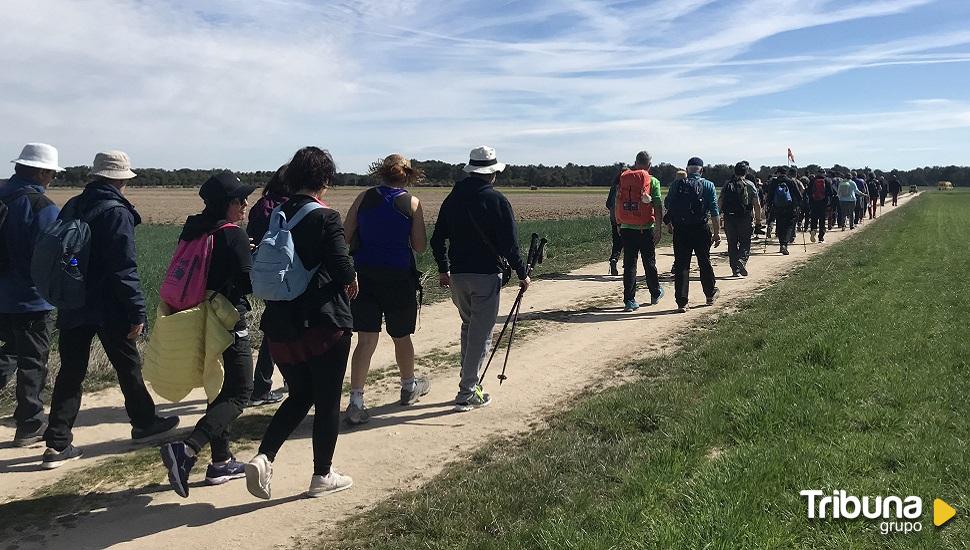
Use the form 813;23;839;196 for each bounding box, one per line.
0;195;917;549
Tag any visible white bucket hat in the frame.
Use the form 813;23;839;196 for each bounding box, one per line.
463;145;506;175
11;143;64;172
90;150;137;180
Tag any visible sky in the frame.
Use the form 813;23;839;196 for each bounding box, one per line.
3;0;970;173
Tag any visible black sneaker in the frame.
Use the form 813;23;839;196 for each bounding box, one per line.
205;458;246;485
609;259;619;276
131;416;180;442
247;390;285;407
706;288;720;306
781;247;790;256
14;422;46;447
42;444;83;469
738;265;748;277
160;441;197;498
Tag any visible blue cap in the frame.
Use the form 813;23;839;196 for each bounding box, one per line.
687;157;704;167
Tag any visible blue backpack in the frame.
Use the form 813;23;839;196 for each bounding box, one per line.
250;201;323;301
667;177;707;226
772;179;793;209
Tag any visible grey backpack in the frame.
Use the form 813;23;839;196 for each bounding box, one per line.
31;197;122;309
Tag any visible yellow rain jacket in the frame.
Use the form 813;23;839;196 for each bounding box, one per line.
143;291;240;403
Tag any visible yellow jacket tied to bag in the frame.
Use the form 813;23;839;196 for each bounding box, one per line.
143;291;240;403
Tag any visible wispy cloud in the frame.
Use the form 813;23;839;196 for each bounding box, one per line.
1;0;968;171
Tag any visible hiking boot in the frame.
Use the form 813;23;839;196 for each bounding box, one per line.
307;468;354;497
245;454;273;500
650;287;665;306
344;402;370;426
205;458;247;485
400;377;431;406
132;415;179;442
609;259;619;276
41;444;83;469
732;270;739;278
676;304;689;314
160;441;197;498
247;390;285;407
14;422;46;447
706;288;720;306
738;265;749;278
454;387;491;412
810;231;816;243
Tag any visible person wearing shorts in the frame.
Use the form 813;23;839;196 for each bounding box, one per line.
342;154;429;425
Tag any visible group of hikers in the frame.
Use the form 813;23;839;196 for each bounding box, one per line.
0;142;528;501
605;156;903;312
1;142;902;501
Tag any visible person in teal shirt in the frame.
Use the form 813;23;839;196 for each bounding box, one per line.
615;151;665;312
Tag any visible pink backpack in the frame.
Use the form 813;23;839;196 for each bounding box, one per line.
160;223;235;312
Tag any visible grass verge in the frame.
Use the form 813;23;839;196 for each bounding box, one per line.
317;192;969;549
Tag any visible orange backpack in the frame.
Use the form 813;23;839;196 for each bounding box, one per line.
614;169;655;226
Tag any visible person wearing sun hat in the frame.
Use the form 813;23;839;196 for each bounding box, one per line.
43;150;179;469
430;146;529;412
0;144;63;446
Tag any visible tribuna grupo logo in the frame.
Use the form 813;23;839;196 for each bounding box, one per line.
800;490;957;535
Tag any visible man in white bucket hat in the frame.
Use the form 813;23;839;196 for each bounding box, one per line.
430;146;529;412
0;144;63;446
41;150;178;469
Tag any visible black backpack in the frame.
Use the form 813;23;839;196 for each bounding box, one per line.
0;188;40;273
721;178;750;217
668;177;707;225
31;197;123;309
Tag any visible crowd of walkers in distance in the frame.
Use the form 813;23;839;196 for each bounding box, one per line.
1;142;902;501
605;154;904;312
0;142;527;501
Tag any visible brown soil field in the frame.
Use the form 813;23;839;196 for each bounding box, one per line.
45;186;608;224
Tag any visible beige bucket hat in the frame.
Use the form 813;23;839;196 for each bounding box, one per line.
90;150;137;180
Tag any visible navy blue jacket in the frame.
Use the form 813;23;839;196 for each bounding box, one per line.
57;182;147;330
0;175;60;313
430;177;526;279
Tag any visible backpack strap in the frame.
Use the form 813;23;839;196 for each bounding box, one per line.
283;201;324;230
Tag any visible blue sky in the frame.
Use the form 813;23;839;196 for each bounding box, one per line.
3;0;969;172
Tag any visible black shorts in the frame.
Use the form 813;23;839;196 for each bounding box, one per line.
351;273;418;338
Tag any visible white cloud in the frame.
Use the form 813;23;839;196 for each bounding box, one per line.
1;0;968;172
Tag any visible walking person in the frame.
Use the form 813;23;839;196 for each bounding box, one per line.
42;151;178;469
605;168;625;276
665;157;720;313
879;176;889;207
718;161;762;278
430;146;529;411
867;175;880;219
837;174;865;231
853;172;867;226
160;172;258;497
247;164;289;407
614;151;664;312
766;167;801;255
0;144;62;446
342;154;430;426
245;146;358;499
889;174;902;206
807;170;834;243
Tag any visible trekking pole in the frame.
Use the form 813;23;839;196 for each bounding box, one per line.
802;224;807;252
496;237;545;385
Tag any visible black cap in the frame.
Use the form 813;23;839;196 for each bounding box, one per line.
199;171;256;204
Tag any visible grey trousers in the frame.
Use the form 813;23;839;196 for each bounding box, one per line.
449;273;502;400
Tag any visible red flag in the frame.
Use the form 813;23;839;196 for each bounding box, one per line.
787;148;795;163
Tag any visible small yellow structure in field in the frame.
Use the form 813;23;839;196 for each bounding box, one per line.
937;180;953;191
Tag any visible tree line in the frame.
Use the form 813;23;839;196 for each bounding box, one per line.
50;160;970;188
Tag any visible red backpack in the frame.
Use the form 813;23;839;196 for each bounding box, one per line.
614;170;656;226
811;177;827;202
160;223;236;312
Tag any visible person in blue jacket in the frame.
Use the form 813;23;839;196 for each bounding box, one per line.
42;151;178;469
0;144;62;446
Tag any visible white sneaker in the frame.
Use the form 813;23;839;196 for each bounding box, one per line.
307;468;354;497
245;454;273;500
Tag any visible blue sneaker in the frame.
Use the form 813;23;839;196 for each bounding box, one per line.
160;441;197;498
205;458;247;485
650;287;665;306
623;299;639;312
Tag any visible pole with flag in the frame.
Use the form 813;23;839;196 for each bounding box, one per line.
787;147;795;167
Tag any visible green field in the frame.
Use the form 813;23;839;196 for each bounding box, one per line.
319;192;969;549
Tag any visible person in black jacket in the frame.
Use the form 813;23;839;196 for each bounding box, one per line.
246;146;358;499
430;146;529;412
605;168;625;275
246;164;289;407
160;172;257;498
765;167;802;255
43;151;178;469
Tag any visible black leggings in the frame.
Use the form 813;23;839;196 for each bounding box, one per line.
258;334;351;475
